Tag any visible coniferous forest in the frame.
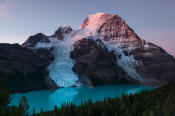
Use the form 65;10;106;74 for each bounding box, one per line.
0;78;175;116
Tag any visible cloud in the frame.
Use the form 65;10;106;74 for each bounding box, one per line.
0;0;9;20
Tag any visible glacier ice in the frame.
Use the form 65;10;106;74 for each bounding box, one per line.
34;26;143;87
35;34;80;87
34;29;99;87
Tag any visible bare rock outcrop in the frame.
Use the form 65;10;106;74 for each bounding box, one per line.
0;43;57;93
70;37;140;87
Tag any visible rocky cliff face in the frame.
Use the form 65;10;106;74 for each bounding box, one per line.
0;43;57;93
70;37;140;87
22;33;50;48
22;26;72;48
80;13;152;50
52;25;72;40
79;13;175;86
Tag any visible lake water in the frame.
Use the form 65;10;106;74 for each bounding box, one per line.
9;85;154;114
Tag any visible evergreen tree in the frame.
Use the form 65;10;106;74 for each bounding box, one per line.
33;108;36;116
39;108;44;116
0;77;10;116
54;106;58;116
19;96;29;116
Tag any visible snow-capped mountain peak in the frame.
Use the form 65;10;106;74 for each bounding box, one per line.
80;13;117;32
21;13;175;88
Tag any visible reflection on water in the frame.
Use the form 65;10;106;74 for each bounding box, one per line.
9;85;154;114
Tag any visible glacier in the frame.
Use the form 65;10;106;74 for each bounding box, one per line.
35;34;80;87
47;37;79;87
34;26;143;87
35;28;99;87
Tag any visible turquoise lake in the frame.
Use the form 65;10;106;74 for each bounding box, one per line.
9;85;154;114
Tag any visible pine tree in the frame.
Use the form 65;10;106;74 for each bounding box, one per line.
32;108;36;116
19;96;29;116
0;77;10;116
54;105;58;116
40;108;45;116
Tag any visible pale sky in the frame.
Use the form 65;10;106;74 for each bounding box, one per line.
0;0;175;56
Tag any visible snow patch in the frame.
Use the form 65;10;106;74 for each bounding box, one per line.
144;41;149;48
80;13;115;32
99;37;143;82
35;38;58;49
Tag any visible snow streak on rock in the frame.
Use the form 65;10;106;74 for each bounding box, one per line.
86;35;143;82
101;39;143;82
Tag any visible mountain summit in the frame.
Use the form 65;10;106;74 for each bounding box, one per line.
1;13;175;92
80;13;156;50
21;13;175;87
80;13;117;31
78;13;175;86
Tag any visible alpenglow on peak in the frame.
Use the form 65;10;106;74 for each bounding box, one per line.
80;13;121;31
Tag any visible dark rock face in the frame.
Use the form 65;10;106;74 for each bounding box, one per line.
70;37;139;87
0;43;57;93
80;13;175;86
97;16;144;49
32;47;55;65
22;26;73;48
132;47;175;86
52;25;72;40
22;33;50;48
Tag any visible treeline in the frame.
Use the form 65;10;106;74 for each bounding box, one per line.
0;77;175;116
34;83;175;116
0;78;30;116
